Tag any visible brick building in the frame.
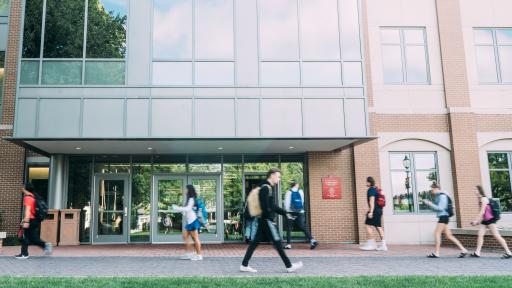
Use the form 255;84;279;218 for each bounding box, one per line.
0;0;511;245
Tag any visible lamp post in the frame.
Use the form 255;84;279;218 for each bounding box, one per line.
403;155;412;212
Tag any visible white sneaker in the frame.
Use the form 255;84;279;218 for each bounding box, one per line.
240;265;258;273
284;244;292;249
190;254;203;261
286;261;303;273
360;240;377;251
179;253;193;260
44;243;53;255
15;254;29;260
376;241;388;251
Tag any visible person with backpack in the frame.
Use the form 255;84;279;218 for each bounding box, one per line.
469;185;511;259
422;182;467;258
283;180;318;250
171;184;203;261
240;168;303;273
16;182;52;259
194;196;209;233
360;177;388;251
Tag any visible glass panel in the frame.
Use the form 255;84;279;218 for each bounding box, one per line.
20;60;39;85
43;0;85;58
153;155;187;173
405;45;428;83
299;0;340;60
0;0;9;16
414;153;436;170
191;179;217;235
391;171;415;212
152;62;192;85
22;0;43;58
153;0;192;59
98;179;125;235
196;0;233;59
382;45;403;83
416;170;437;212
343;61;362;85
340;0;361;59
158;179;184;235
41;61;82;85
244;154;280;163
94;155;131;173
223;163;243;241
281;162;305;241
302;62;342;86
223;154;242;163
389;153;409;170
84;61;125;85
189;155;222;173
259;0;299;59
131;161;151;242
473;29;494;45
488;153;509;169
67;157;93;242
195;62;234;86
476;46;498;83
86;0;128;58
404;29;425;45
496;29;512;45
490;171;512;212
27;165;49;202
260;62;300;86
380;29;400;44
498;46;512;82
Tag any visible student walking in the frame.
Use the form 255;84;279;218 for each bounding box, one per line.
360;177;388;251
172;184;203;261
15;183;52;259
470;185;511;259
423;182;467;258
283;180;318;250
240;168;303;273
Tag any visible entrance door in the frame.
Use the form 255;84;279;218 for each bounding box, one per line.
93;175;129;243
189;176;221;242
152;176;187;243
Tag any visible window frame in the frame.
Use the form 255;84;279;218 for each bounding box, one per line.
474;28;512;85
487;151;512;213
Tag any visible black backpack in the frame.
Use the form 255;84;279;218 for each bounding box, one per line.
488;198;501;221
29;193;49;222
440;193;454;217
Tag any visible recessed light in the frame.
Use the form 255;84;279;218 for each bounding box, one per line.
147;147;153;150
75;147;81;150
289;146;295;149
217;147;224;150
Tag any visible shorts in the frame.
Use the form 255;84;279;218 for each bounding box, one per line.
438;216;449;224
481;218;497;226
185;219;201;231
365;210;383;227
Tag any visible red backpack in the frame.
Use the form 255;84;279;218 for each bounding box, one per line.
376;187;386;208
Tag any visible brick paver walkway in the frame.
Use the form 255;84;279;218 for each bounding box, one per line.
0;244;509;276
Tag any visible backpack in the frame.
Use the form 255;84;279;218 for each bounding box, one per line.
247;184;270;217
290;190;304;211
440;193;454;217
376;187;386;208
488;197;501;221
194;197;208;225
29;193;49;222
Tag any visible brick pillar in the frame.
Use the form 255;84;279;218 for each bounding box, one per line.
436;0;481;227
353;140;381;243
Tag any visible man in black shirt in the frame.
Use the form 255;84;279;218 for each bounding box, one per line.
240;168;303;273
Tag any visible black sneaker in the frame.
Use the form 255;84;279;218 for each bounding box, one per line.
310;240;318;250
15;254;29;260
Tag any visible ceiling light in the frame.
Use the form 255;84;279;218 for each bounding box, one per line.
289;146;295;149
147;147;153;150
217;147;224;150
75;147;81;150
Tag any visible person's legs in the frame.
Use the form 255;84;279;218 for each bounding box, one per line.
190;230;202;255
242;220;263;267
474;225;487;256
489;224;512;255
296;214;313;242
286;216;293;245
433;223;445;256
360;224;377;250
20;228;30;256
263;220;292;268
182;230;193;254
444;226;467;253
28;221;45;249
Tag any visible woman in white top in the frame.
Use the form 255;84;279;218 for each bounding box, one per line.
172;184;203;261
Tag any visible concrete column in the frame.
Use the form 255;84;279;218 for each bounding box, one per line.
48;154;65;209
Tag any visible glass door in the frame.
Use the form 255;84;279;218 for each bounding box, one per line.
152;175;187;243
93;175;129;243
189;176;221;242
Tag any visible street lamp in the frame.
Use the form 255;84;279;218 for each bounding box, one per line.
403;155;413;212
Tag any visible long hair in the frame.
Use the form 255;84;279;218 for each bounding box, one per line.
186;184;197;200
476;185;486;197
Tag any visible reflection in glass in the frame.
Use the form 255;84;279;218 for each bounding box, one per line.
67;157;93;242
476;46;498;83
22;0;43;58
223;163;243;241
0;51;4;103
340;0;361;59
490;170;512;212
389;153;408;170
299;0;339;60
259;0;299;60
416;170;437;212
85;61;125;85
343;62;362;85
98;180;124;235
414;153;436;170
404;30;424;45
153;0;192;59
158;179;184;235
41;61;82;85
131;162;151;242
391;171;414;212
498;46;512;82
381;29;400;44
191;179;217;235
0;0;9;16
280;162;306;242
488;153;509;169
43;0;85;58
405;45;428;83
196;0;233;59
153;155;187;173
474;29;494;45
302;62;342;86
382;45;403;83
496;29;512;45
195;62;234;86
152;62;192;85
94;155;131;173
20;61;39;85
260;62;300;86
86;0;127;58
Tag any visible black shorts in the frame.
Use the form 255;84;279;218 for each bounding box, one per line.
438;216;449;224
481;218;497;226
365;210;382;227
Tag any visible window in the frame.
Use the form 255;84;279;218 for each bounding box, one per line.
488;153;512;212
20;0;127;85
0;0;9;16
474;28;512;84
389;152;438;213
381;28;430;84
0;51;4;118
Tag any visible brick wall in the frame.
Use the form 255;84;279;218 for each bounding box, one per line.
442;234;512;251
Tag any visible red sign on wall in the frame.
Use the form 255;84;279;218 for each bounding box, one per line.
322;177;342;199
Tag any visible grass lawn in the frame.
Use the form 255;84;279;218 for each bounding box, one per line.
0;276;510;288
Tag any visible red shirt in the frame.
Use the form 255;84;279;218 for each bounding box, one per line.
23;193;36;220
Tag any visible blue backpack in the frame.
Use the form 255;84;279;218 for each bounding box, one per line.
194;197;208;225
290;190;304;211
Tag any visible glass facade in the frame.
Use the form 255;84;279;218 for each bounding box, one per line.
0;0;8;118
488;152;512;212
474;28;512;84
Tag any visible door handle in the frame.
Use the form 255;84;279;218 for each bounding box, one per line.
124;207;128;217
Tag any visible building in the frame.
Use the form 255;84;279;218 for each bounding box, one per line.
0;0;511;245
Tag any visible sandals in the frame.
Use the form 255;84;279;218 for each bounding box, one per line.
427;253;439;258
501;253;512;259
470;252;480;258
458;252;468;258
